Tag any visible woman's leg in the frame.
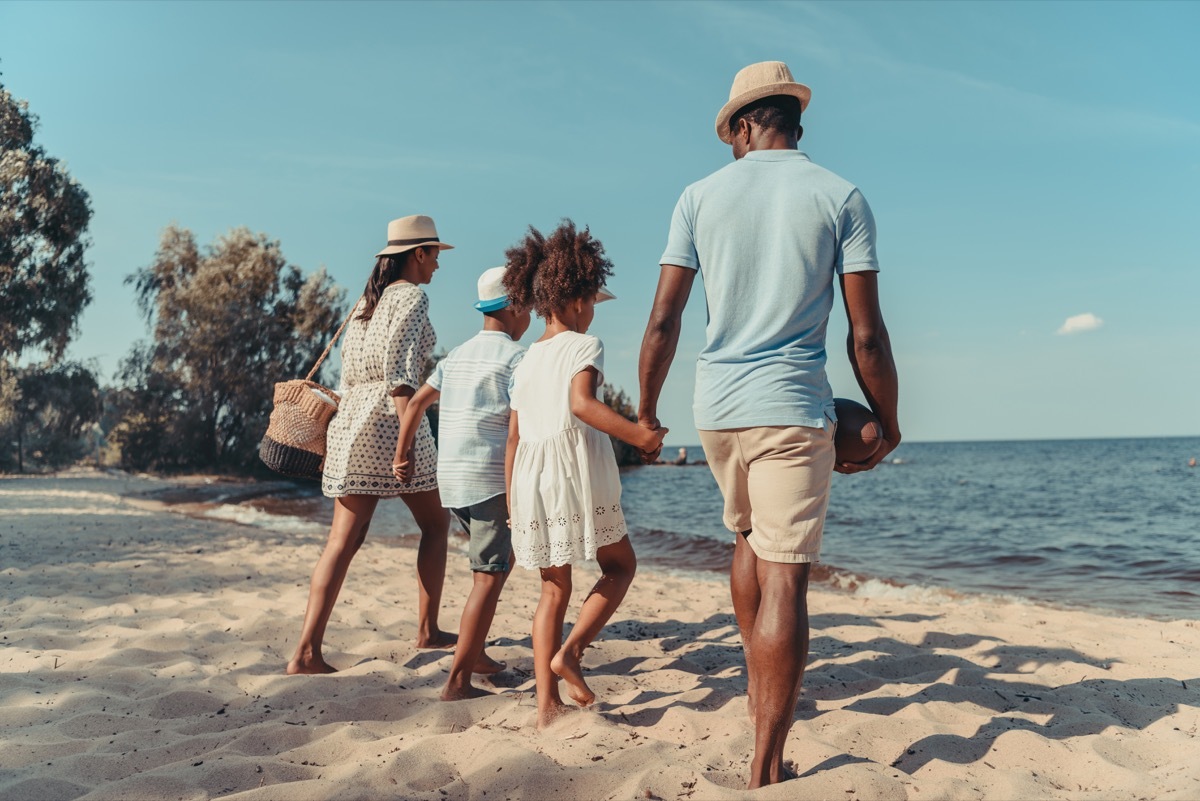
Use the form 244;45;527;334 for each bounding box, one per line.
551;536;637;706
287;494;378;674
399;488;455;648
534;565;572;729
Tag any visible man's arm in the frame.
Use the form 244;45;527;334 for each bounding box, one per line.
638;265;696;432
839;271;900;473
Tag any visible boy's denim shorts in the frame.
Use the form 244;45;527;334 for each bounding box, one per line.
451;493;512;573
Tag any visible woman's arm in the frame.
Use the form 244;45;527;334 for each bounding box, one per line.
504;410;520;518
393;383;440;481
570;367;667;453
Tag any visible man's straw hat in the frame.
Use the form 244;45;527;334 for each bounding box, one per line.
376;215;455;258
715;61;811;144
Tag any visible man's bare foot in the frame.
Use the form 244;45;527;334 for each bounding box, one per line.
286;655;337;675
747;694;757;725
472;651;506;675
416;630;457;649
536;700;573;730
439;680;492;701
550;648;595;707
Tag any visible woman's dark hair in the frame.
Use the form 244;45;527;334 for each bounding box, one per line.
731;94;802;138
502;219;613;319
357;246;434;321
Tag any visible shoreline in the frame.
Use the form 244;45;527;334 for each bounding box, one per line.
2;470;1198;800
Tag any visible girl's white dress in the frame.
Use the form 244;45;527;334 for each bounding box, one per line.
509;331;627;569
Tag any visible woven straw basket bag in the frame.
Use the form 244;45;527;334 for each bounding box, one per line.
258;306;356;479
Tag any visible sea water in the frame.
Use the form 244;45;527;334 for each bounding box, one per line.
151;437;1200;621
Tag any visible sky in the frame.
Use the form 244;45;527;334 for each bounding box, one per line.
2;0;1198;445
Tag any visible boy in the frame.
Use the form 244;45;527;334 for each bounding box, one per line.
395;266;531;700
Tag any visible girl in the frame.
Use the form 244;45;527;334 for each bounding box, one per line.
287;215;455;675
503;221;667;727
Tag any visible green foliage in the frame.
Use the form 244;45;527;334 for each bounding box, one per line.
109;225;346;472
0;361;102;471
0;80;93;363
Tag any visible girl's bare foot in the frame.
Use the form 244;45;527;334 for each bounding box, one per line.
473;650;506;675
416;629;458;649
286;654;337;675
439;679;492;701
536;699;573;730
550;648;595;707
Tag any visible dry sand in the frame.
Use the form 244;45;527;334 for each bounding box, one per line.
2;470;1198;801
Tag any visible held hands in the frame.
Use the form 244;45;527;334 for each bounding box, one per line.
637;415;668;464
392;445;415;482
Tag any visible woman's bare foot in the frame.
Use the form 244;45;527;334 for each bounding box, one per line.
550;648;595;707
536;699;573;730
286;654;337;675
439;679;492;701
416;629;458;649
472;650;506;675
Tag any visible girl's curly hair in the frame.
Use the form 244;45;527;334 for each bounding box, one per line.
502;219;613;319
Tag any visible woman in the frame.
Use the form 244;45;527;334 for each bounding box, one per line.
287;215;455;675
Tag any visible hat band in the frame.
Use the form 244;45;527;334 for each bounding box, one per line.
387;236;440;247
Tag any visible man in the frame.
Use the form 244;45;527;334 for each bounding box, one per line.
638;61;900;788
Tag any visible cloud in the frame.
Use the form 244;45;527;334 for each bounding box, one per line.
1057;313;1104;335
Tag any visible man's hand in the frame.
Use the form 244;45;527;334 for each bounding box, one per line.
638;416;663;463
834;430;900;474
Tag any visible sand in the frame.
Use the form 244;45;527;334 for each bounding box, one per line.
1;470;1198;801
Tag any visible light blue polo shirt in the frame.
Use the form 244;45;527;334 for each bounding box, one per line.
427;331;525;509
660;149;879;431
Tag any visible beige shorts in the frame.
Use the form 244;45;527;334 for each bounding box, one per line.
698;424;835;564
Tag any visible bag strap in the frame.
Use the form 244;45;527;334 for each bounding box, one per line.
305;298;361;382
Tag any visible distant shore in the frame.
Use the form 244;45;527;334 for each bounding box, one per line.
2;470;1198;800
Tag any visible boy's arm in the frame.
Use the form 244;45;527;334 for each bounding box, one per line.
570;367;667;456
393;384;440;481
839;271;900;473
504;410;519;518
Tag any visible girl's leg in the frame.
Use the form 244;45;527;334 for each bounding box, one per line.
287;494;378;674
551;536;637;706
399;488;455;648
534;565;572;729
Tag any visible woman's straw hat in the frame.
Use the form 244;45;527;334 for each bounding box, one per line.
376;215;455;257
715;61;811;144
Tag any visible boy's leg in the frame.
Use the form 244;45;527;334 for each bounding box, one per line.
442;498;512;701
552;535;637;707
400;488;455;649
288;494;378;674
534;565;572;729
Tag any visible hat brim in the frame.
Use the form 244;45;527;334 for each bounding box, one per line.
474;296;510;312
376;241;455;257
596;287;616;304
715;82;811;144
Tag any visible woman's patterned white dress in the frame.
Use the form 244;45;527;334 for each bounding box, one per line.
322;282;438;497
508;331;627;569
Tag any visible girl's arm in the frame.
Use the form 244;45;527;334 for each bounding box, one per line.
392;384;440;481
570;367;667;453
504;410;520;518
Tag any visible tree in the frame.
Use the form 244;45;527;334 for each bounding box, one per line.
601;383;647;466
0;78;100;471
1;78;93;362
109;225;346;472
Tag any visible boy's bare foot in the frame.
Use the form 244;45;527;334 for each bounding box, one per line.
416;630;457;649
536;700;573;730
550;648;595;707
286;655;337;675
472;651;506;675
439;680;492;701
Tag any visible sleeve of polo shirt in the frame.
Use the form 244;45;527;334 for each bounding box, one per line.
658;190;700;270
835;188;880;274
426;354;447;392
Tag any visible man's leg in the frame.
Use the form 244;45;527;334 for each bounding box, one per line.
747;560;811;789
730;530;761;722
